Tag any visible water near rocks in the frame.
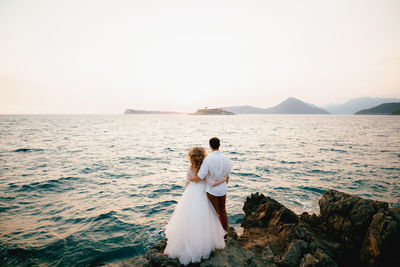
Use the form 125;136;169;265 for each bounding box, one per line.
0;114;399;266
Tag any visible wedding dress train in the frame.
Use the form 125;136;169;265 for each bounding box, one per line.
164;178;226;265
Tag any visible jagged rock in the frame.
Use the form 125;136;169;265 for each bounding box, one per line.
318;190;388;243
279;239;307;266
104;190;399;267
299;253;317;267
242;193;298;229
317;190;398;266
239;190;399;266
360;207;400;266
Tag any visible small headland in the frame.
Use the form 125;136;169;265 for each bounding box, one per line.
190;108;235;115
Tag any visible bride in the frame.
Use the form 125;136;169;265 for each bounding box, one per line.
164;146;227;265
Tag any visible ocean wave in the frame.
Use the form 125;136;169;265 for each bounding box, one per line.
298;186;326;194
319;148;347;153
148;185;183;198
274;187;290;191
80;166;107;174
136;200;177;216
280;160;302;164
0;244;38;266
103;172;131;179
228;213;244;224
64;217;90;225
380;167;400;171
0;230;147;266
0;196;16;201
12;148;44;153
135;156;162;161
255;166;271;173
94;211;117;222
232;172;262;178
353;179;367;185
12;177;81;193
0;205;14;212
229;151;245;155
27;164;48;170
307;169;338;175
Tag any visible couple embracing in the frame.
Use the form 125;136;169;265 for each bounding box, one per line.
164;137;231;265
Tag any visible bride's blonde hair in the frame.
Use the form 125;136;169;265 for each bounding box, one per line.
187;147;207;174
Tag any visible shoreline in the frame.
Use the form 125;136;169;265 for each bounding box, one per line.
104;190;400;267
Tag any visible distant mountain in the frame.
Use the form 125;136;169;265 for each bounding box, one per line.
263;97;330;114
191;108;234;115
124;109;185;114
324;97;400;114
223;97;329;114
355;103;400;115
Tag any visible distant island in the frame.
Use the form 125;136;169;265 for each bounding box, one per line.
355;103;400;115
190;108;234;115
323;97;400;114
222;97;330;114
124;109;186;115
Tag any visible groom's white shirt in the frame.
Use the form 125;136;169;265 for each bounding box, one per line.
197;151;231;197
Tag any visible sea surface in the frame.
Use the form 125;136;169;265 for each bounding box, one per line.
0;114;399;266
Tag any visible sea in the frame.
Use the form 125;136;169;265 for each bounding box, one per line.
0;114;399;266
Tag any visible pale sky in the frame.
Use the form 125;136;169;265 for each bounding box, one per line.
1;0;399;114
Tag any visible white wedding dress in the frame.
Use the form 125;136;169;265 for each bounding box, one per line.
164;167;226;265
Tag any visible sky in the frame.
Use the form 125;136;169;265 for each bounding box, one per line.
0;0;399;114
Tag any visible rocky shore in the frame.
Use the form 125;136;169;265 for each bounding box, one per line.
104;190;400;266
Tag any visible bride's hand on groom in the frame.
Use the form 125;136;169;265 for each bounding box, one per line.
212;176;229;187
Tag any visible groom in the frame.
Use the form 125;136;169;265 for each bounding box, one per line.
190;137;231;234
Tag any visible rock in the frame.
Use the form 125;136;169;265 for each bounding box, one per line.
242;193;298;232
360;208;400;266
299;253;317;267
317;190;398;266
240;190;399;266
104;190;399;266
280;239;307;266
318;190;388;243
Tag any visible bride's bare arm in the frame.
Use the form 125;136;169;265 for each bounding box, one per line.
189;175;202;182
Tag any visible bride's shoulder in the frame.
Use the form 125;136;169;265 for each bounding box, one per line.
187;165;194;174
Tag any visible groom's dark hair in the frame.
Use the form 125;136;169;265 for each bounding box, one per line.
209;137;220;149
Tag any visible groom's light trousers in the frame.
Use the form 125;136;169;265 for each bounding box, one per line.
206;193;228;232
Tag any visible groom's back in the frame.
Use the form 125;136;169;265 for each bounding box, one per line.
198;150;231;197
197;137;231;197
205;151;231;178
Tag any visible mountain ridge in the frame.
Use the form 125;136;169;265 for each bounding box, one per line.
324;97;400;114
355;102;400;115
223;97;329;114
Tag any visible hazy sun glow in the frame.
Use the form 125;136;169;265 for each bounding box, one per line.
0;0;399;113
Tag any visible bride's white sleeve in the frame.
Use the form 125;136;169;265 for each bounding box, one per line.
185;166;193;183
197;158;208;180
